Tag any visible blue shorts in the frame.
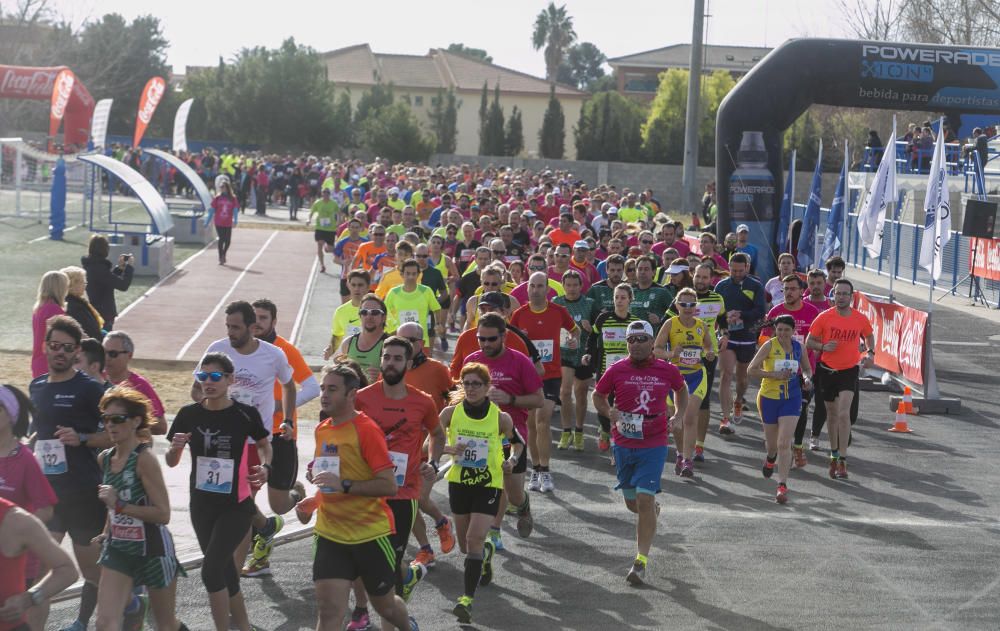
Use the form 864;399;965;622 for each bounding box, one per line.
612;444;668;498
756;394;802;425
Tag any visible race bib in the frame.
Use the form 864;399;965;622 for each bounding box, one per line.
679;347;702;366
602;327;626;343
729;320;744;332
460;249;475;262
110;511;145;542
606;353;626;366
319;217;332;227
314;455;341;493
399;309;420;324
35;439;67;475
389;451;409;486
775;359;798;374
560;328;573;347
229;386;254;407
696;303;722;320
195;456;234;494
617;412;645;439
534;340;554;363
456;435;489;469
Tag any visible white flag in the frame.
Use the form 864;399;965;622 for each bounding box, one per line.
173;98;194;153
89;98;114;150
857;117;897;259
918;118;952;280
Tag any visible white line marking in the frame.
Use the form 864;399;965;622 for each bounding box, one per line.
116;239;216;320
28;224;78;243
175;231;279;360
290;254;319;346
931;340;990;347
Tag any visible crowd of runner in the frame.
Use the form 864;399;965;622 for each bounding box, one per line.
3;159;878;630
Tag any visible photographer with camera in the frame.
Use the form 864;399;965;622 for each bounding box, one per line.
81;234;134;331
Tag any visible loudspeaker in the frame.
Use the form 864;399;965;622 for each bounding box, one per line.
963;199;998;239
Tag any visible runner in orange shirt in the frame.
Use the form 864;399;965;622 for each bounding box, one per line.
352;226;388;289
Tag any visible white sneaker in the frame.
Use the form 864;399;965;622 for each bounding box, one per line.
528;470;541;491
540;471;555;493
809;436;820;451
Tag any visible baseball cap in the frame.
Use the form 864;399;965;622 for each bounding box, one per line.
665;264;690;275
573;239;590;250
388;187;400;195
626;320;654;339
736;223;750;233
479;291;509;310
608;206;619;215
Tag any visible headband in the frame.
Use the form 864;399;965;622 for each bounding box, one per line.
0;386;19;422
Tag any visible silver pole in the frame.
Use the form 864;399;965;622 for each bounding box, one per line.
681;0;706;217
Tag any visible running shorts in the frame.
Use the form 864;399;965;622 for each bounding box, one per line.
542;378;561;404
612;444;668;496
448;483;503;517
314;230;337;245
726;340;757;363
756;394;803;425
98;532;185;589
312;534;396;596
817;364;859;402
700;357;717;411
268;438;299;491
48;488;106;546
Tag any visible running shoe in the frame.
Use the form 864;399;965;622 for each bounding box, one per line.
762;460;775;479
345;609;372;631
122;591;148;631
680;460;694;478
598;430;611;452
674;453;683;475
515;497;533;538
440;336;449;352
719;418;735;435
693;445;705;463
793;447;807;469
776;483;788;504
436;518;456;554
253;515;284;561
401;562;426;602
453;596;474;624
573;431;585;451
836;459;848;479
489;526;506;550
59;622;86;631
480;540;495;586
625;559;646;586
540;471;555;493
408;616;419;631
241;555;270;578
528;470;541;492
557;432;572;450
412;547;436;568
732;400;744;425
809;435;821;451
828;458;838;479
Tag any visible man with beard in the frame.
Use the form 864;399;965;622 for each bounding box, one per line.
463;314;541;551
193;301;296;578
240;299;318;577
338;294;389;385
354;337;445;608
587;254;625;314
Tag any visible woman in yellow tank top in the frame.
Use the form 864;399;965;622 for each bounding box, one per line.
653;287;715;478
440;363;521;624
748;315;813;504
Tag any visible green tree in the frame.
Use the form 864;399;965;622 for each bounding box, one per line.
477;81;489;154
446;43;493;64
480;83;506;155
641;68;735;165
538;85;565;158
358;102;434;163
505;105;524;156
556;42;606;91
429;89;459;153
574;91;645;162
532;2;577;83
354;81;394;127
332;91;354;148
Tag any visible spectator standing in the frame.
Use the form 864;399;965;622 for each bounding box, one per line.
31;271;69;378
61;266;105;341
81;234;134;331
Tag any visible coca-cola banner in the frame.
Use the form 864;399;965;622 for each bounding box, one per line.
133;76;166;147
0;65;94;147
853;293;926;384
48;69;75;141
970;237;1000;281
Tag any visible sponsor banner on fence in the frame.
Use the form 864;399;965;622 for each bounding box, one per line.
970;237;1000;281
853;293;926;385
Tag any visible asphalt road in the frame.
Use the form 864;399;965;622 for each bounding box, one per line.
49;277;1000;630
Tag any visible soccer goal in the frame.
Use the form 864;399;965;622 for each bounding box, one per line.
0;137;95;225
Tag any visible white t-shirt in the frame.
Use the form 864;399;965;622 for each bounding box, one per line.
765;276;784;306
202;338;293;422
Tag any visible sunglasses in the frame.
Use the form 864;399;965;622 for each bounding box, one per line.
641;240;654;245
194;371;227;382
626;336;651;344
105;350;129;358
46;341;77;353
678;301;697;308
492;250;506;255
372;232;386;236
415;254;429;258
359;309;385;316
462;380;485;388
477;335;500;343
101;413;133;425
529;266;546;271
555;253;570;258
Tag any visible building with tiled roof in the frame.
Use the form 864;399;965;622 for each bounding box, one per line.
608;43;771;100
321;44;587;158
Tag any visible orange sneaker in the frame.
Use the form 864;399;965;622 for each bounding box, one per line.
412;547;436;568
436;519;456;554
793;447;807;469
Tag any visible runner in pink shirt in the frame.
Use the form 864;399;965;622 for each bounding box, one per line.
592;320;686;587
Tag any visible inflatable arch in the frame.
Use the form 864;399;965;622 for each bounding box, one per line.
0;65;95;147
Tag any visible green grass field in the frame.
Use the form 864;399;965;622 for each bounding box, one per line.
0;200;204;352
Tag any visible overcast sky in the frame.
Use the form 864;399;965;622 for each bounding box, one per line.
44;0;852;75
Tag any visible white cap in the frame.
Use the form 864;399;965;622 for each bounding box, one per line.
626;320;654;338
736;223;750;233
388;187;400;195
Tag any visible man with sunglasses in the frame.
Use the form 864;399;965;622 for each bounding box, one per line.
338;294;390;384
325;270;370;361
103;331;167;435
592;320;686;587
30;315;112;631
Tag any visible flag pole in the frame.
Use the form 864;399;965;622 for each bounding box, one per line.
790;149;796;240
887;118;897;303
841;139;849;258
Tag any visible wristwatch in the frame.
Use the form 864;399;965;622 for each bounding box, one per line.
341;479;353;494
28;586;44;606
78;432;90;445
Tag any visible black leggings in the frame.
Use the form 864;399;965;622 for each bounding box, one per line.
216;226;232;260
191;497;253;595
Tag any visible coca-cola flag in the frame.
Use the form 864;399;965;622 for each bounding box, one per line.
133;76;166;147
48;68;75;143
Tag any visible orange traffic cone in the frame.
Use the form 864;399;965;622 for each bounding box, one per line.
888;401;914;433
902;386;915;414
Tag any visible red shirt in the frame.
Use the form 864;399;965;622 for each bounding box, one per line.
210;194;237;227
510;303;577;380
549;228;581;248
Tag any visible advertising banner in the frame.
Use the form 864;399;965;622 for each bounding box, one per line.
133;76;166;147
172;98;194;152
0;64;94;146
48;69;74;141
853;293;926;385
970;237;1000;280
90;98;113;150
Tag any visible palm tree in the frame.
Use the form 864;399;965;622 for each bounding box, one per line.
532;3;577;83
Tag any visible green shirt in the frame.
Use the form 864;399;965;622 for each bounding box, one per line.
331;302;361;338
553;294;597;364
586;280;616;314
384;284;442;344
630;283;673;331
386;224;407;238
311;199;340;232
